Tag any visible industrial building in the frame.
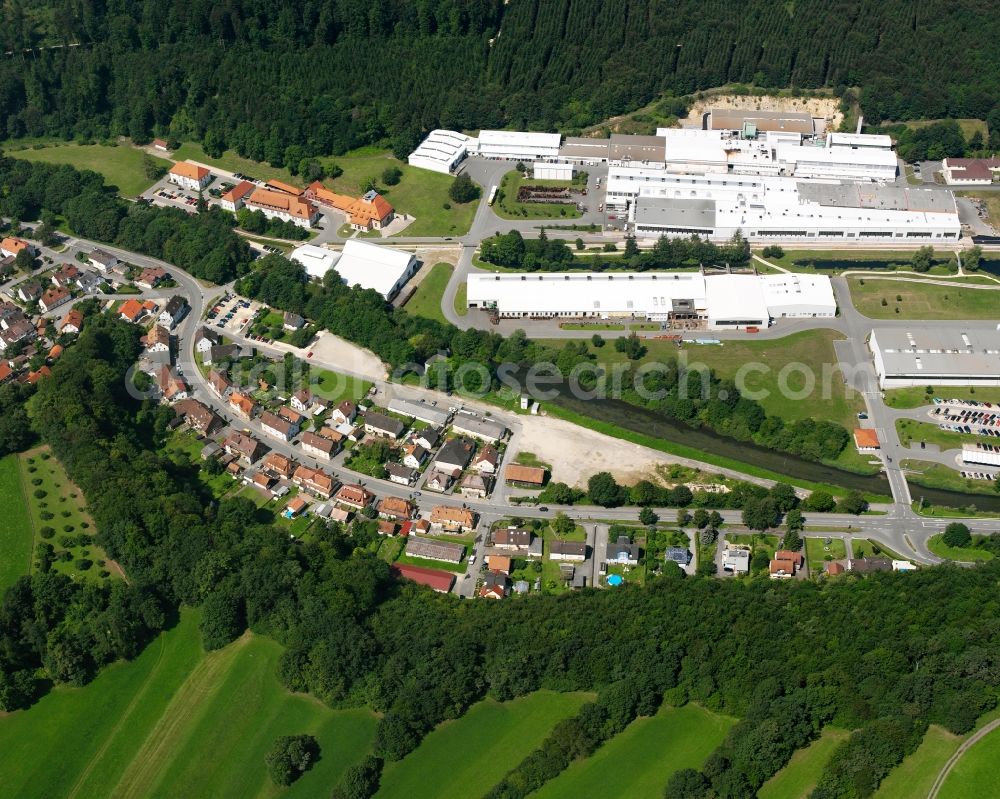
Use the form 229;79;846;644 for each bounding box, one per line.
533;162;574;180
707;108;815;136
291;240;418;300
962;443;1000;467
466;271;835;329
387;398;450;427
870;328;1000;388
477;130;561;161
407;129;475;174
625;175;960;243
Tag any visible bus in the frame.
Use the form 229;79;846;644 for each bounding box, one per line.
487;185;498;206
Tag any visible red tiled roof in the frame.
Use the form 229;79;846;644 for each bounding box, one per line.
853;428;880;449
169;161;209;180
391;563;455;593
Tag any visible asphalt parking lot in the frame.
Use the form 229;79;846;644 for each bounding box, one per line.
206;293;262;336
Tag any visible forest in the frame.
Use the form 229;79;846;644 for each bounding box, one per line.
1;1;999;164
1;318;999;799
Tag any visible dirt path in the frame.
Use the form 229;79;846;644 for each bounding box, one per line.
927;718;1000;798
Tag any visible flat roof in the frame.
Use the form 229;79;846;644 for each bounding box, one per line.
409;129;473;163
710;108;814;134
559;137;611;159
609;134;666;162
703;274;769;323
854;428;880;448
290;244;338;279
796;182;956;213
478;130;561;148
828;132;893;148
388;398;450;426
873;328;1000;377
777;142;897;169
634;197;716;231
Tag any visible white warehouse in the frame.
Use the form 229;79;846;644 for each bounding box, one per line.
476;130;561;161
466;271;835;329
962;443;1000;468
870;328;1000;388
407;129;475;174
291;240;418;300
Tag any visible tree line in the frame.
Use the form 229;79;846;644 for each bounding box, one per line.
1;1;999;166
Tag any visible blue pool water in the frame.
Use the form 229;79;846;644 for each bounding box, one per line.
607;574;624;587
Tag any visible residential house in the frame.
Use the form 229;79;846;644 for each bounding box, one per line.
364;411;404;440
317;426;345;448
219;180;255;212
208;369;232;398
259;411;297;442
391;563;455;593
402;443;428;469
451;415;505;443
413;427;441;451
405;536;464;564
47;344;63;362
174;399;222;435
0;360;20;384
846;557;893;573
283;496;308;518
292;465;336;499
155;366;188;402
327;507;352;523
769;559;796;579
493;528;533;552
479;572;509;600
826;561;846;576
283;311;305;330
605;535;640;566
665;547;692;566
425;470;455;492
486;555;512;575
0;237;33;259
39;287;71;313
158;296;188;329
88;249;119;272
334;483;374;511
265;179;305;196
152;139;170;152
251;472;275;494
75;271;103;294
279;405;304;430
377;496;415;522
194;327;221;358
429;506;477;533
330;400;357;425
0;319;35;351
119;298;146;323
61;309;85;335
17;281;43;304
205;343;240;366
434;437;474;474
459;473;490;499
472;445;499;475
0;256;15;280
145;324;171;353
228;392;257;420
50;264;80;288
26;366;52;384
0;303;26;330
722;547;751;575
262;452;295;479
775;550;803;574
549;541;587;562
377;520;398;536
385;462;419;486
135;266;168;289
504;464;546;487
300;430;339;460
528;537;544;559
290;388;314;414
168;161;212;191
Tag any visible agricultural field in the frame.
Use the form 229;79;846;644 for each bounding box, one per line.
874;725;960;799
0;609;376;799
532;703;734;799
935;724;1000;799
403;262;453;324
848;278;1000;320
18;447;112;583
376;691;591;799
6;141;171;197
758;727;849;799
0;454;33;593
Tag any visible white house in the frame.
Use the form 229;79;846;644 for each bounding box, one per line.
168;161;212;191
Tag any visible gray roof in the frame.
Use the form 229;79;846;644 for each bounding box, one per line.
606;535;641;561
385;462;418;481
406;535;464;563
550;540;587;557
796;182;956;213
666;547;691;564
452;415;505;441
435;437;475;468
873;327;1000;379
559;137;611;160
364;411;405;436
709;108;813;134
634;197;716;231
609;134;666;163
388;398;450;426
89;248;118;267
162;295;187;317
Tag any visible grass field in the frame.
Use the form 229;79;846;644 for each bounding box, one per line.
902;459;998;497
18;447;111;583
756;249;950;273
850;538;906;561
0;453;33;593
404;263;452;323
494;170;583;220
311;367;372;406
758;727;849;799
531;703;734;799
896;419;981;450
874;725;960;799
6;142;171;197
553;329;864;430
453;281;468;317
848;278;1000;320
936;723;1000;799
884;386;1000;409
376;691;592;799
904;118;988;139
0;609;376;799
926;533;994;562
805;537;846;572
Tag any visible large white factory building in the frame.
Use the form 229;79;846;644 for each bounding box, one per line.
466;271;836;329
870;328;1000;388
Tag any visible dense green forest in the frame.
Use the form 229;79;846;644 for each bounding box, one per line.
1;318;999;799
1;1;999;161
